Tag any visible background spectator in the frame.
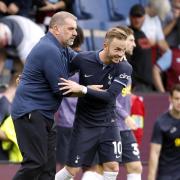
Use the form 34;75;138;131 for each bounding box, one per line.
153;47;179;92
0;15;44;63
163;0;180;48
34;0;71;31
148;84;180;180
0;58;23;162
0;0;32;18
142;0;170;51
128;4;154;92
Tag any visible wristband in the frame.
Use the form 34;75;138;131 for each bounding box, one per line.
82;86;87;94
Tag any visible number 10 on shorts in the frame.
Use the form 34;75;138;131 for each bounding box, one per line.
112;141;122;158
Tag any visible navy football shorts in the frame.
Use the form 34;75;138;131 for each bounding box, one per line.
157;172;180;180
120;130;141;163
56;126;73;165
66;124;122;167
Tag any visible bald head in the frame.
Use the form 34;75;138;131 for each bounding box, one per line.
49;11;77;28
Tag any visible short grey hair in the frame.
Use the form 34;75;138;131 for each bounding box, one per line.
49;11;77;28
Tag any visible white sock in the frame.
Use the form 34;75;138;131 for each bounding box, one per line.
95;172;104;180
127;173;141;180
55;167;73;180
82;171;103;180
103;171;118;180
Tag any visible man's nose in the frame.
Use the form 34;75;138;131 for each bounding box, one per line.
73;30;77;36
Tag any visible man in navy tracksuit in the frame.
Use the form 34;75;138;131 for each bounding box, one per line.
56;27;132;180
11;11;77;180
148;84;180;180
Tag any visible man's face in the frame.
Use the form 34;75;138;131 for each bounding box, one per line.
57;18;77;47
126;34;136;55
148;4;158;17
105;38;126;64
130;16;145;30
170;90;180;113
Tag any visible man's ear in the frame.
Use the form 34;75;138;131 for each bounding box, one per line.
104;42;108;49
53;25;60;35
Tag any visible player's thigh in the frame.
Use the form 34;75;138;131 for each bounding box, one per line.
66;125;101;167
56;126;73;164
99;126;122;164
157;175;173;180
120;130;141;163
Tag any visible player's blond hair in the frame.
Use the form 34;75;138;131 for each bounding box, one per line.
104;27;127;44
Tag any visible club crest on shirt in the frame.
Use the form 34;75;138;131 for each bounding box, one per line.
75;155;80;164
170;126;177;134
108;74;113;85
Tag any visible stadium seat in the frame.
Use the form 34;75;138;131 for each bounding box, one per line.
77;0;110;21
72;0;92;20
92;30;106;50
81;29;94;51
140;0;149;6
101;20;127;30
78;20;102;30
106;0;126;21
107;0;141;18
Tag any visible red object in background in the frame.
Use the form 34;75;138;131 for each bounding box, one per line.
131;95;145;146
166;48;180;91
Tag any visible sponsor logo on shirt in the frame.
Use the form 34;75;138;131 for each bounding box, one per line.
175;138;180;147
84;74;93;78
119;73;130;80
121;84;131;97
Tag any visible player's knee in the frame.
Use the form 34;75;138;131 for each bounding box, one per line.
126;161;143;174
103;161;119;172
66;166;81;176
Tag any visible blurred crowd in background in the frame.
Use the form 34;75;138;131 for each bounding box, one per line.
0;0;179;166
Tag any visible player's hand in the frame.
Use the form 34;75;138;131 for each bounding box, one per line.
125;116;137;130
87;85;104;91
58;78;85;95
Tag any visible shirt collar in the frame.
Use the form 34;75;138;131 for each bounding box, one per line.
96;49;114;68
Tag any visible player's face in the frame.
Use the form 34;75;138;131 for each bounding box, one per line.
170;90;180;113
57;18;77;47
126;34;136;55
106;38;126;64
